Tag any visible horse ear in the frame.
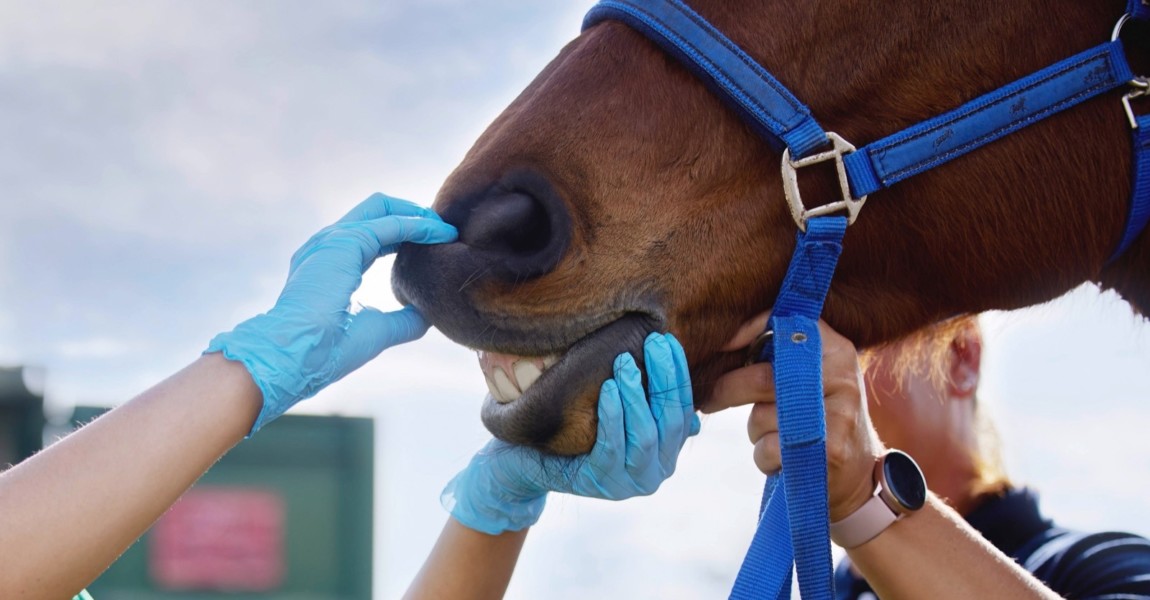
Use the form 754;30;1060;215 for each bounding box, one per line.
947;321;982;399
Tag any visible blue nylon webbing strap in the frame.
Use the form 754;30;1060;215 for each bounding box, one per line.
730;216;847;600
1116;114;1150;257
1131;0;1150;22
582;0;828;159
844;42;1134;198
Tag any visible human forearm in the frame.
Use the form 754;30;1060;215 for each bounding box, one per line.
847;494;1060;600
0;353;260;599
404;518;528;600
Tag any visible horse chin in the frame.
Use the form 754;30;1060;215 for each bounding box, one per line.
478;313;661;455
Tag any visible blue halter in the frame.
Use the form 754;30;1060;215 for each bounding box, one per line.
583;1;1150;598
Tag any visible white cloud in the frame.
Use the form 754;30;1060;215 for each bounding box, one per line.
55;337;132;359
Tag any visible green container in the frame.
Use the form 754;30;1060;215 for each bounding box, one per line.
0;367;45;466
72;409;374;600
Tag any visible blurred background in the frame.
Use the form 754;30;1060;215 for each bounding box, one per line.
2;1;1149;598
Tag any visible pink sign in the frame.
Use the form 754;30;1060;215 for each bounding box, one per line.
150;487;285;591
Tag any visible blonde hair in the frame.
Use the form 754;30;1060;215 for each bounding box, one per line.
860;315;1011;497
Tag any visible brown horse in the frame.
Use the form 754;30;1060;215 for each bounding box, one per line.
392;0;1150;455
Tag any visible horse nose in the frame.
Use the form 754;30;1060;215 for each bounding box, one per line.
452;171;571;280
461;192;550;254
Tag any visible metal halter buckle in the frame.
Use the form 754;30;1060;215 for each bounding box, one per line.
780;132;867;231
1123;77;1150;129
1114;13;1150;129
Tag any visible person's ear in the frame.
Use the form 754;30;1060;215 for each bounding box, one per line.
947;322;982;399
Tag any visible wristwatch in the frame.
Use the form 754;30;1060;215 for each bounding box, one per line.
829;449;927;549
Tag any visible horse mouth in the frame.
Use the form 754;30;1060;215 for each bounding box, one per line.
475;313;660;455
478;352;558;405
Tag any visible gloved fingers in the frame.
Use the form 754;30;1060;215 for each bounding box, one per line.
282;216;456;313
290;215;456;277
368;215;460;256
335;192;442;225
587;377;626;483
643;333;684;475
614;352;659;484
337;305;431;377
665;333;702;438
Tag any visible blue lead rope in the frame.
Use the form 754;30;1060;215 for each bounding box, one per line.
729;217;847;600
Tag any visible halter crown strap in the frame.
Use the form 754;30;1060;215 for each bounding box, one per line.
583;0;828;158
842;42;1134;199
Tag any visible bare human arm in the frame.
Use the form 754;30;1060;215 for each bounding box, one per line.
847;494;1059;599
0;354;259;599
0;194;458;599
709;314;1062;600
405;521;528;600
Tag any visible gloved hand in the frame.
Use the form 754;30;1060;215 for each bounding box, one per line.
442;332;702;535
206;193;458;434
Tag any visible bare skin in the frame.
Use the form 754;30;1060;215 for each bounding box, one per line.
0;354;261;600
708;314;1061;600
405;521;528;600
0;353;534;600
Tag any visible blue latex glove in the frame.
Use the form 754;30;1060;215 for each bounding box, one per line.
442;332;702;535
206;193;457;434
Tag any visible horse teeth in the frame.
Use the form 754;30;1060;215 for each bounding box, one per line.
484;372;507;403
543;355;559;368
492;367;521;403
513;361;543;392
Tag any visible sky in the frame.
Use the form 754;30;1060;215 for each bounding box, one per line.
3;2;1150;598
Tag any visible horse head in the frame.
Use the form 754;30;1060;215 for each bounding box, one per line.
393;0;1150;454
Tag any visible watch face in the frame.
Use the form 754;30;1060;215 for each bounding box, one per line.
883;451;927;511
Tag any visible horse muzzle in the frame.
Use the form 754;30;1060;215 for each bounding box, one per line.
392;168;663;454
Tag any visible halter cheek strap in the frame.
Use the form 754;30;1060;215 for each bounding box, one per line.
584;1;1150;598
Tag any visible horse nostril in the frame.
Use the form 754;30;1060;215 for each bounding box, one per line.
461;192;551;255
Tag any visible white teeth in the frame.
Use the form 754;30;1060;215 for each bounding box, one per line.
484;372;506;403
492;368;521;404
543;355;559;368
513;361;543;392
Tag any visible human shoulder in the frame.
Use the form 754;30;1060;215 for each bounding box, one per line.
1020;528;1150;598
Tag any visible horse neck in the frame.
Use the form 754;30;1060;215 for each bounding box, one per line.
703;0;1150;334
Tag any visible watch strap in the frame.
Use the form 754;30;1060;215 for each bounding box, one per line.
829;493;898;549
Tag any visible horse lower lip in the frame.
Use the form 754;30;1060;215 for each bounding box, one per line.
479;313;662;454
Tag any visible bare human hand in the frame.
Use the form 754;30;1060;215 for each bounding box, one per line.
706;312;883;522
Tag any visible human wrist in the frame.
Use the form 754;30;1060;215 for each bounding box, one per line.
440;447;549;535
205;311;337;433
830;449;927;549
830;448;887;522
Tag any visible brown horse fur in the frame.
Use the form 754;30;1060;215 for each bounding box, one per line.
393;0;1150;454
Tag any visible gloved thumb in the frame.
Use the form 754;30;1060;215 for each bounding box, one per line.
339;305;431;373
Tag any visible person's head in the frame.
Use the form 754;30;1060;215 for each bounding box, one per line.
861;316;1009;513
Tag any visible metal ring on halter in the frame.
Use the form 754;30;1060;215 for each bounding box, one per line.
1114;13;1132;42
780;132;868;232
745;329;774;366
